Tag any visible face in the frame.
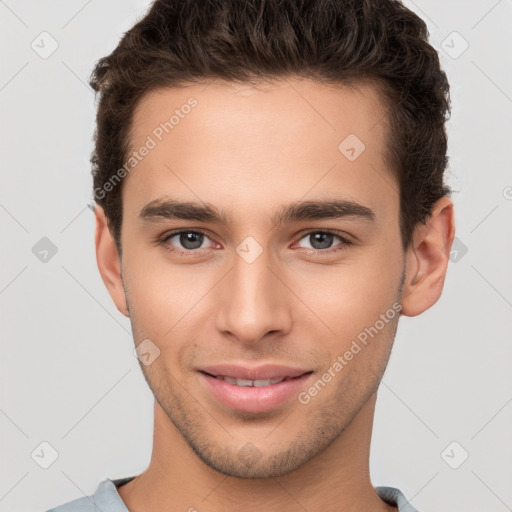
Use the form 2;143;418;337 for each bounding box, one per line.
114;78;407;478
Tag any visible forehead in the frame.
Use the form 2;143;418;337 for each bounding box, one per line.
131;78;388;149
123;78;397;224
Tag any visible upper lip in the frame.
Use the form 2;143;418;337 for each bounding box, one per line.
198;363;311;381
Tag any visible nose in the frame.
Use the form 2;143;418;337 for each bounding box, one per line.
214;247;293;345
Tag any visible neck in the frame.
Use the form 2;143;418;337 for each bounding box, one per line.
118;391;396;512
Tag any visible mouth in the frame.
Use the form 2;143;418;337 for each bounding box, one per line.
200;372;310;387
198;370;314;413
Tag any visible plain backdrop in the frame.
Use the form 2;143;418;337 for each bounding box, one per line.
1;1;511;511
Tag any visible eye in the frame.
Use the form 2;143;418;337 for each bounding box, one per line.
295;230;353;253
159;228;353;257
160;229;216;255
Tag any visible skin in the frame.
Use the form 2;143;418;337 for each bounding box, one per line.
95;77;455;512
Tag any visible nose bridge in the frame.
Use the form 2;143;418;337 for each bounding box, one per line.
215;242;291;343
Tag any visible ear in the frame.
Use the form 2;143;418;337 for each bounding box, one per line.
94;205;129;317
400;195;456;317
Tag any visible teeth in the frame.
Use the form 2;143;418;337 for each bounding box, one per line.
218;376;286;386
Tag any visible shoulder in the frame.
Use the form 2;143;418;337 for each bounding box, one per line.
375;486;420;512
45;477;133;512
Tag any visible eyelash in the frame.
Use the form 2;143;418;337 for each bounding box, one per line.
159;228;353;257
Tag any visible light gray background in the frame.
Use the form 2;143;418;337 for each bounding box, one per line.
1;1;511;511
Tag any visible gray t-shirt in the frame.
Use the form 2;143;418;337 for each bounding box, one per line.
45;476;420;511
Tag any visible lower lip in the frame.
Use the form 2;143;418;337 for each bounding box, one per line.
199;372;313;413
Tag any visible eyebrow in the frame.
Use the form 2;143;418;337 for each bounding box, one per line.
138;197;376;226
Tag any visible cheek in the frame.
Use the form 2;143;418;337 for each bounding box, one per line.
296;258;401;327
122;250;218;339
288;257;402;366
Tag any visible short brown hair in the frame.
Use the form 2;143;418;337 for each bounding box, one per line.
90;0;451;253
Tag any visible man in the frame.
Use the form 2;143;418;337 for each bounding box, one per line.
47;0;455;510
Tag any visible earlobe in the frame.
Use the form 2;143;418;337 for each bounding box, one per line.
400;196;456;317
94;206;129;317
